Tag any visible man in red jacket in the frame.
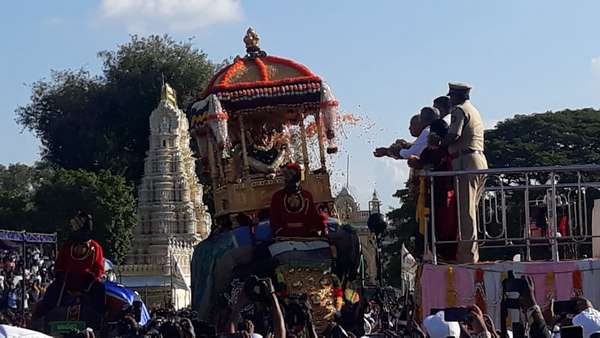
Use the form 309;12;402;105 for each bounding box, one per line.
270;163;326;237
35;211;106;317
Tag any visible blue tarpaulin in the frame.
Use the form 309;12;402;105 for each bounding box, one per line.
104;281;150;325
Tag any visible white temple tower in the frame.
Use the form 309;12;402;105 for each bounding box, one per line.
119;84;211;308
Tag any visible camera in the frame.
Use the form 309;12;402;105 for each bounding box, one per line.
244;275;270;302
430;308;471;322
442;308;471;322
560;325;583;338
503;271;526;309
504;277;527;293
552;300;578;315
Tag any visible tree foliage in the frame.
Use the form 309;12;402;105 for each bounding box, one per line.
485;108;600;168
31;169;137;263
0;163;54;229
0;165;136;263
16;35;215;184
384;188;418;287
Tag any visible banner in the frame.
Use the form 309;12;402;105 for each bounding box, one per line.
0;230;57;243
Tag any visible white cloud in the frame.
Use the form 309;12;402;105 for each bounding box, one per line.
592;57;600;77
98;0;243;33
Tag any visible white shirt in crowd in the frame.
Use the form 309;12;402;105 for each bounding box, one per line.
572;307;600;338
423;311;461;338
399;127;429;159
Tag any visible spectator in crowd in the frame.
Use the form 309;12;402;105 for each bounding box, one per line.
228;278;285;338
422;311;461;338
0;245;56;327
519;276;551;338
374;113;430;160
572;297;600;338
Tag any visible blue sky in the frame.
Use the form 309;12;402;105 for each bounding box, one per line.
1;0;599;209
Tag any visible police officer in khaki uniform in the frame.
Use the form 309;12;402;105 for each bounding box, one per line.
443;82;488;263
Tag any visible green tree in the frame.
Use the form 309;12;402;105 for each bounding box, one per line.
384;188;418;287
16;35;215;184
30;169;137;263
486;108;600;168
0;191;31;230
0;163;55;229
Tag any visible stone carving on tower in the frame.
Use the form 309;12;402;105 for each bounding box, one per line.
119;83;211;308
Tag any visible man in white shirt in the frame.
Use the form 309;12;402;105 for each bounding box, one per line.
374;111;431;160
422;311;461;338
572;298;600;338
398;114;429;159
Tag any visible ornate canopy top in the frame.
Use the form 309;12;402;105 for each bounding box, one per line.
190;28;331;130
189;28;339;155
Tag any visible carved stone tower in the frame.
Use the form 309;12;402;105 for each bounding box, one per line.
120;84;211;308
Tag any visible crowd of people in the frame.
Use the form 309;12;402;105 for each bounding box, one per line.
0;246;55;327
415;276;600;338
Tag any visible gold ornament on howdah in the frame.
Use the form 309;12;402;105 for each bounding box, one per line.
243;27;266;57
244;27;260;50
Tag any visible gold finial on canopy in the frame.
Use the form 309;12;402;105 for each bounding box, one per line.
244;27;260;50
243;27;266;57
161;82;177;107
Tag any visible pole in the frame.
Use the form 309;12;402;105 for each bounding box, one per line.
551;172;559;262
239;115;250;179
346;154;350;189
376;234;384;287
315;111;327;171
524;174;531;261
53;232;58;259
21;231;26;321
170;239;174;308
430;176;438;265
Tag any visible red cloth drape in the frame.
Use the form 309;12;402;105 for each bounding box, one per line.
270;189;326;237
420;147;458;261
55;239;105;290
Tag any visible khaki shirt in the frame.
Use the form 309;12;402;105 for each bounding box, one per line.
448;100;485;154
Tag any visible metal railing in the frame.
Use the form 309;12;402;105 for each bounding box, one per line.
421;164;600;265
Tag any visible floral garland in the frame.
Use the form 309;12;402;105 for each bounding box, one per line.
320;100;339;109
205;55;321;93
572;269;583;297
221;58;246;86
446;266;457;307
254;57;269;81
216;81;321;103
